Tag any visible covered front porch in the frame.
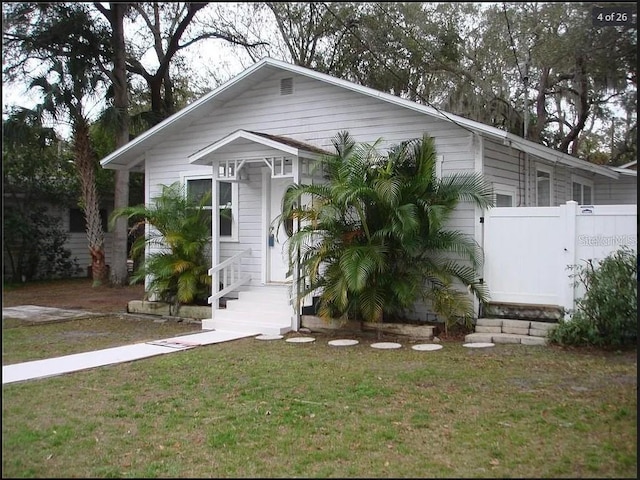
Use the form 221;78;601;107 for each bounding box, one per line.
188;129;327;334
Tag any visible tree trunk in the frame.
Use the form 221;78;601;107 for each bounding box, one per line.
74;120;108;286
531;66;550;143
560;56;589;155
108;2;131;286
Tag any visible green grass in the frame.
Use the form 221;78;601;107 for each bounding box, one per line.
1;320;636;478
2;316;199;364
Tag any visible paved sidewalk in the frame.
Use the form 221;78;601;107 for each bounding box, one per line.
2;306;259;385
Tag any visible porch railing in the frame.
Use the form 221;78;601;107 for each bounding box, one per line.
208;248;252;306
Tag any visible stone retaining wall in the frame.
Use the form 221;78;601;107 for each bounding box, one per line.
475;318;556;337
301;315;435;339
127;300;210;320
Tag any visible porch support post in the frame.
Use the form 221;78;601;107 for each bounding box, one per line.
292;157;301;331
261;168;269;284
561;201;578;319
211;162;220;317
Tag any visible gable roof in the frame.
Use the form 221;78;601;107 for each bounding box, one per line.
189;129;330;165
100;57;619;179
610;159;637;176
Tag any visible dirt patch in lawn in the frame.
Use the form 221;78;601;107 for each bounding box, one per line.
2;277;145;314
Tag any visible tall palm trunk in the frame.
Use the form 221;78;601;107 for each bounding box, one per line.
74;119;108;286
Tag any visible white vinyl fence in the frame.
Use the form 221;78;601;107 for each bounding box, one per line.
483;201;637;316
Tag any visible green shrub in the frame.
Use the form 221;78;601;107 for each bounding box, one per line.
549;246;637;348
3;207;81;282
110;182;212;307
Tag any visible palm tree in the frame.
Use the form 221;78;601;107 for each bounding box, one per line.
31;58;110;286
281;131;494;327
7;3;114;286
110;182;212;309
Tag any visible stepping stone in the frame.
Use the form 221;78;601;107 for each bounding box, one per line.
370;342;402;350
255;334;284;341
462;342;495;348
285;337;316;343
328;339;359;347
411;344;443;351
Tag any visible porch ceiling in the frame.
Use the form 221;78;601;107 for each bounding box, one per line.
189;129;330;166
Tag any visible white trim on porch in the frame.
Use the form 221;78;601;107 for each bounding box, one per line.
188;130;328;333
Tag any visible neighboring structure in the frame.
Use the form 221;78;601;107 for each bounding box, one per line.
100;57;637;334
2;196;114;282
63;204;115;278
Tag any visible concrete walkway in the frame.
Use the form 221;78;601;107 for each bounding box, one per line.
2;306;258;385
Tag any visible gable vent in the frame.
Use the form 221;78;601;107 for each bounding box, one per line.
280;77;293;95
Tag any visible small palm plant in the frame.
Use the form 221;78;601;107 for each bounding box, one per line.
281;131;494;326
110;182;212;308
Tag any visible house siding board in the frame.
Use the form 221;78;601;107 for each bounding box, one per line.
594;175;637;204
481;140;632;208
139;68;492;313
482;139;526;206
2;201;115;280
524;153;569;206
143;69;477;217
220;163;266;285
64;232;115;276
182;72;473;156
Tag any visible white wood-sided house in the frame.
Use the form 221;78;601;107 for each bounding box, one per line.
100;58;637;335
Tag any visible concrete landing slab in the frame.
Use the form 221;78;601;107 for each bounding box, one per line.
2;305;102;324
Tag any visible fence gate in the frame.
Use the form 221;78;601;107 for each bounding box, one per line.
482;201;637;315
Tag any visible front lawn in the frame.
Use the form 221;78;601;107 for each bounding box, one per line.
2;326;636;478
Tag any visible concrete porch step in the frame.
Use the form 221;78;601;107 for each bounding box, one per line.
224;298;293;315
202;317;291;335
237;286;291;302
213;308;292;324
204;284;293;335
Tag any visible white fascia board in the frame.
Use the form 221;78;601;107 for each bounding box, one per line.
610;167;637;176
100;59;271;168
502;133;619;179
618;160;637;169
190;130;299;165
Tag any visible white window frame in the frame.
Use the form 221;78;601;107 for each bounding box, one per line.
535;165;554;207
181;173;239;242
492;183;517;207
435;154;444;179
570;174;594;205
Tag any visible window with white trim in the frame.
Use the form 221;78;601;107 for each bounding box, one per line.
492;183;517;207
184;176;238;241
536;166;553;206
571;175;593;205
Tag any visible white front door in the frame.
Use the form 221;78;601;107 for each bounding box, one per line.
267;176;292;283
